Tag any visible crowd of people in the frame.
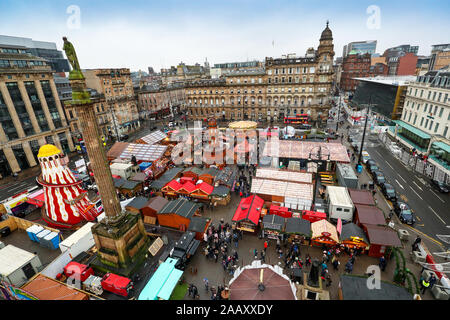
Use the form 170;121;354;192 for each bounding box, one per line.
202;219;243;278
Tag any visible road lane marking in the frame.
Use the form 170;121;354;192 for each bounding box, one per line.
405;225;443;248
410;187;423;200
413;181;423;191
430;190;445;203
395;179;404;189
386;162;394;170
428;206;446;225
398;175;407;183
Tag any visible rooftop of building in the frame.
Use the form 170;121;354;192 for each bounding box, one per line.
351;75;416;86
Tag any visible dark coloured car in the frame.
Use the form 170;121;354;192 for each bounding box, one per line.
119;134;129;141
394;202;415;225
382;183;397;202
366;159;376;167
368;164;379;175
430;179;449;193
373;171;386;186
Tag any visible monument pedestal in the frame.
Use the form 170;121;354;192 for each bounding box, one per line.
91;212;150;277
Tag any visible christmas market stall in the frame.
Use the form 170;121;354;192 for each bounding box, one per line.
211;186;231;206
262;214;285;240
187;216;212;241
149;167;184;193
141;196;168;220
157;198;202;231
348;189;376;206
284;217;311;244
198;167;219;185
310;219;339;248
214;166;236;188
182;167;203;179
339;222;369;253
161;180;182;199
190;182;214;202
232;195;264;233
365;225;402;258
125;196;149;215
354;204;386;231
106;142;129;162
119;180;142;197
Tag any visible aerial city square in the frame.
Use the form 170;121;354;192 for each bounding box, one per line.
0;0;449;308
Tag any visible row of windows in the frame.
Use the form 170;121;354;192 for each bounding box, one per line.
267;66;316;75
0;59;45;68
406;99;448;118
409;87;448;104
403;110;449;137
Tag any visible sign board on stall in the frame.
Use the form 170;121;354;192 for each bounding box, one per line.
148;237;164;256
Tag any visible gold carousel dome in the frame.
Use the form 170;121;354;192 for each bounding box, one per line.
38;144;61;158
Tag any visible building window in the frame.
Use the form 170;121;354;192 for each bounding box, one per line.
443;126;448;137
420;117;424;126
434;123;439;133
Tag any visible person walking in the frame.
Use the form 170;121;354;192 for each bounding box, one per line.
412;236;422;252
264;240;268;252
233;232;239;248
429;274;437;290
345;260;353;274
325;273;332;287
260;250;266;263
254;248;258;260
203;278;209;292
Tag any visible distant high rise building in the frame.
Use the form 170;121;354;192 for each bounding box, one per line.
342;40;377;57
429;44;450;71
0;35;70;73
383;45;419;76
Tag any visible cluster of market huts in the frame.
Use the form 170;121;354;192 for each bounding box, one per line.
232;140;402;258
106;130;236;235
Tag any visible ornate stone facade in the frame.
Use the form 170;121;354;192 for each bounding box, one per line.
186;24;335;125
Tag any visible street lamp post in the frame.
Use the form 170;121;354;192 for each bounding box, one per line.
308;146;331;205
335;88;342;132
357;95;373;165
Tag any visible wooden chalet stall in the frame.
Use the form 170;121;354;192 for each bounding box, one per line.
182;167;203;179
177;181;197;197
119;180;142;197
198;168;219;185
284;217;311;245
214;166;236;188
161;180;182;199
354;204;386;231
262;214;285;240
141;196;169;224
365;225;402;258
157;198;201;231
188;216;212;241
125;196;150;215
348;189;376;206
339;223;370;253
190;182;213;202
310;219;339;248
232;195;264;233
211;186;231;206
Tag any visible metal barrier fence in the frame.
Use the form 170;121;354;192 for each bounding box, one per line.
379;133;450;185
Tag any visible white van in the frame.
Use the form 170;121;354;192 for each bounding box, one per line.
326;186;354;222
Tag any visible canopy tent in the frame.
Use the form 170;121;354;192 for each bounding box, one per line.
255;168;313;184
119;143;167;163
138;258;181;300
137;130;168;145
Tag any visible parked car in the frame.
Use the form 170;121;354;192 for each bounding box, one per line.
119;134;129;141
366;159;376;167
393;202;415;225
373;171;386;186
381;183;397;202
430;179;449;193
368;164;380;175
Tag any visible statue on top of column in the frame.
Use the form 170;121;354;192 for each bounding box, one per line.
63;37;81;72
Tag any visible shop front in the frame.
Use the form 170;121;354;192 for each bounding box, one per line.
339;223;369;253
262;214;285;240
310;219;339;248
232;195;264;233
284;217;311;245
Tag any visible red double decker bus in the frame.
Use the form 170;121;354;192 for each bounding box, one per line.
284;114;309;124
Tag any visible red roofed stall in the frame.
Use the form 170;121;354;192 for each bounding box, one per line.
191;182;214;201
232;195;264;233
